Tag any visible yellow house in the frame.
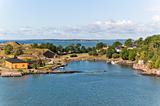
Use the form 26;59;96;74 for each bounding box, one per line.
5;58;28;69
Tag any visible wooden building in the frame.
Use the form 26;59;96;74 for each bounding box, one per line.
5;58;28;69
43;50;55;58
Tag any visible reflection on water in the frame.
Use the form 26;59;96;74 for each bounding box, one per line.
0;61;160;106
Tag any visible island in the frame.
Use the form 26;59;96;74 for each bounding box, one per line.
0;34;160;77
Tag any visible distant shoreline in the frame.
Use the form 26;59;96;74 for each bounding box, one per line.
0;38;126;41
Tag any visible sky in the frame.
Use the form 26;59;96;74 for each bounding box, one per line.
0;0;160;39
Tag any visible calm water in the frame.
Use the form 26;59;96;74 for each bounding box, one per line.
0;61;160;106
0;39;125;47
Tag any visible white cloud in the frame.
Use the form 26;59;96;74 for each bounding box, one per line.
2;19;160;39
147;5;160;12
152;15;160;23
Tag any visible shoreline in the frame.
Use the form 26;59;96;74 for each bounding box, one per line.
0;53;159;77
133;64;160;77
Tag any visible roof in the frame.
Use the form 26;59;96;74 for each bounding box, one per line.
6;58;26;63
43;50;55;58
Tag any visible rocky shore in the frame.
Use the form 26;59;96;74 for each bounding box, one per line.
133;64;160;76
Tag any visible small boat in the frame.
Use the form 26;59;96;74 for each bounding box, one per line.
111;61;116;64
59;66;65;69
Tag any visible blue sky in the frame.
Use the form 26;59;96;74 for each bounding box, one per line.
0;0;160;39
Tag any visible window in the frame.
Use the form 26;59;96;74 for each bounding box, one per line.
15;65;17;68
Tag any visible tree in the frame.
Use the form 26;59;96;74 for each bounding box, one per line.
31;63;38;69
134;37;143;47
106;46;116;58
75;43;81;53
31;43;38;48
57;45;64;54
112;41;122;48
4;44;13;55
14;48;24;56
65;44;75;53
120;48;129;60
112;53;120;58
98;49;106;55
80;46;87;53
128;49;136;61
124;39;133;47
88;47;98;56
88;50;98;56
154;57;160;68
96;42;106;50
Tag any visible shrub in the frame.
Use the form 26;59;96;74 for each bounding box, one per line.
96;42;107;50
88;50;98;56
120;48;129;60
128;49;136;61
4;44;13;55
14;48;24;56
112;53;120;58
31;63;38;69
17;69;23;72
106;46;116;58
98;49;106;55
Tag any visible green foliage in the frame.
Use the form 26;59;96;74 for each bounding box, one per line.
4;44;13;55
128;49;136;61
28;35;160;69
57;45;64;54
17;69;23;72
31;43;38;48
96;42;107;50
32;43;57;53
88;50;98;56
65;44;75;53
14;48;24;56
154;57;160;68
112;53;120;58
120;48;129;60
112;41;122;48
98;49;106;55
124;39;133;47
134;37;143;47
106;46;116;58
31;63;38;69
37;59;45;67
80;46;87;53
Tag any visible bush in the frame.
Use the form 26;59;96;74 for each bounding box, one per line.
120;48;129;60
4;44;13;55
124;39;133;47
14;48;24;56
128;49;136;61
112;53;120;58
96;42;107;50
106;46;116;58
154;57;160;68
17;69;23;72
31;63;38;69
98;49;106;55
70;54;78;57
112;41;122;48
88;50;98;56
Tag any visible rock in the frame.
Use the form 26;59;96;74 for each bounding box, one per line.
1;72;22;77
133;63;160;76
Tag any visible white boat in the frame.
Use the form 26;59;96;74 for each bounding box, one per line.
111;61;116;64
